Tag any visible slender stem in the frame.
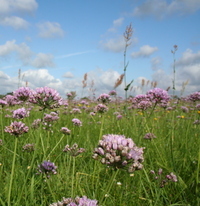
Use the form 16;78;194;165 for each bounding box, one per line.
71;157;76;198
8;137;18;206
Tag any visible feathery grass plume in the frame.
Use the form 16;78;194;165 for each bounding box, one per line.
171;45;178;97
123;23;134;100
180;80;189;97
114;74;124;89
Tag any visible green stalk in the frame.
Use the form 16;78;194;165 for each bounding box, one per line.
71;156;76;198
7;137;18;206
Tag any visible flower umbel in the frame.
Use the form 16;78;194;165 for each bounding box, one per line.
49;196;98;206
93;134;145;173
63;143;85;156
37;160;57;178
5;121;29;137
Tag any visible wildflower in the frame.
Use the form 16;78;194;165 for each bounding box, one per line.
116;114;123;120
93;134;145;173
0;99;7;107
63;143;85;156
181;106;189;113
97;93;111;103
32;119;42;129
70;108;82;114
13;87;33;102
0;139;3;146
143;133;156;140
12;107;30;119
43;112;59;122
146;88;170;104
4;95;20;106
109;90;117;96
137;100;152;110
29;87;62;110
150;168;178;188
193;120;200;125
60;127;71;135
22;143;35;152
117;182;122;186
95;104;108;113
187;91;200;102
90;112;96;116
72;118;82;126
37;160;57;178
5;121;29;137
49;196;98;206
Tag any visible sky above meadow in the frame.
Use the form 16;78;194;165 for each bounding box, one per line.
0;0;200;98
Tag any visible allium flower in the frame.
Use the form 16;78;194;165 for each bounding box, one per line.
132;94;148;104
116;114;123;120
93;134;145;173
70;108;82;114
181;106;189;113
143;133;156;140
97;93;111;103
109;90;117;96
60;127;71;135
32;119;42;129
5;121;29;136
4;95;19;106
187;91;200;102
63;143;85;156
30;87;62;110
49;196;98;206
12;107;30;119
137;100;152;110
37;160;57;178
95;104;108;113
146;88;170;104
43;112;59;122
13;87;33;102
72;118;82;126
0;99;7;107
150;168;178;188
22;143;35;152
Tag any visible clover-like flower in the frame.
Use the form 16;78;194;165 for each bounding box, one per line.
49;196;98;206
93;134;145;173
187;92;200;102
13;87;33;102
30;87;62;110
97;93;111;103
143;133;156;140
22;143;35;152
60;127;71;135
63;143;85;156
72;118;82;126
95;104;108;113
146;88;170;104
12;107;30;119
37;160;57;178
5;121;29;137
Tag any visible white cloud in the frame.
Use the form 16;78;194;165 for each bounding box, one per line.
133;0;200;19
131;45;158;58
63;72;74;78
108;17;124;33
37;22;64;38
151;56;162;70
0;0;37;29
31;53;55;68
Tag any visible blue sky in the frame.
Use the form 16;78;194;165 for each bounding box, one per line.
0;0;200;98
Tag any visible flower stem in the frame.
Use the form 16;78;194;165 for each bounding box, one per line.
8;137;18;206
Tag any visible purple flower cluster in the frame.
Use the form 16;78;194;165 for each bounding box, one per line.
63;143;85;156
0;99;7;107
93;134;145;173
37;160;57;178
72;118;82;126
95;104;108;113
30;87;62;110
43;112;59;122
13;87;33;102
5;121;29;136
32;119;42;129
70;108;82;114
4;95;19;106
146;88;170;104
97;93;111;103
150;168;178;188
60;127;71;135
12;107;30;119
187;91;200;102
143;133;156;140
137;100;152;110
109;90;117;96
181;106;189;113
49;196;98;206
